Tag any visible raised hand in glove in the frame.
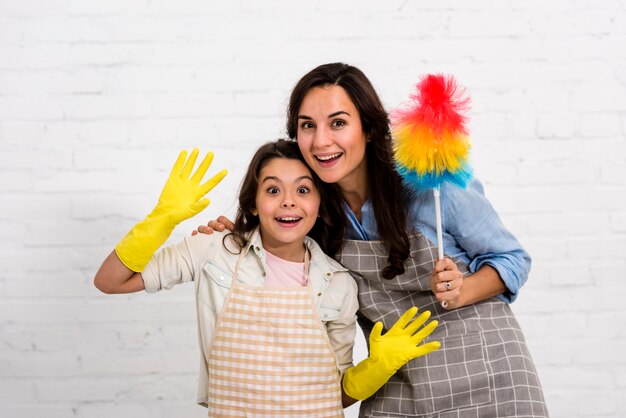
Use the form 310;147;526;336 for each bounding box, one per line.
342;307;440;401
115;148;227;271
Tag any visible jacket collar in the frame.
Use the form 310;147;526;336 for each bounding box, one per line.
241;227;347;274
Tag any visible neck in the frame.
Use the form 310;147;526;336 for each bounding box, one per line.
263;241;306;263
337;161;369;220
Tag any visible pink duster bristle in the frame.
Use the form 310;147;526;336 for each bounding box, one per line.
392;74;473;190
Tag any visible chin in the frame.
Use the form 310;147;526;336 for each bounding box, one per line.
316;171;343;185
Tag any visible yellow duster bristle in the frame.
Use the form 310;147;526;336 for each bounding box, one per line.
394;124;470;176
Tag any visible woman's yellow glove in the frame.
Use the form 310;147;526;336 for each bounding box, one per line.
342;307;440;401
115;149;227;271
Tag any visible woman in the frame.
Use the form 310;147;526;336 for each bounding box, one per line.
201;63;549;417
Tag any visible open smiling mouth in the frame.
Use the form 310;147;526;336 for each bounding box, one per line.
315;152;343;163
275;217;302;224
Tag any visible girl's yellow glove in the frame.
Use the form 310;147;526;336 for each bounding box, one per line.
342;307;440;401
115;149;227;271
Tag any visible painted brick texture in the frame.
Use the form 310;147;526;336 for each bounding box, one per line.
1;1;625;417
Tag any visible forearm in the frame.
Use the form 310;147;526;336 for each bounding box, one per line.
94;250;145;294
458;264;505;307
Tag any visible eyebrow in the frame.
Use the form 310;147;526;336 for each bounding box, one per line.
298;110;351;120
261;175;314;183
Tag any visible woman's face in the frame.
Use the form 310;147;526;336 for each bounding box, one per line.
296;85;368;188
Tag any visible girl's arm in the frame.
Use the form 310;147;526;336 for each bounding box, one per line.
323;275;359;407
93;149;226;294
94;250;145;294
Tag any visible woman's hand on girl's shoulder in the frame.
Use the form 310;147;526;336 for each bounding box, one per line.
192;215;235;236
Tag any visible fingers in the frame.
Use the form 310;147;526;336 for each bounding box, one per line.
200;169;228;195
370;321;384;341
431;258;461;290
412;340;441;358
171;150;224;190
197;225;217;234
433;257;459;274
404;310;431;335
180;148;200;178
196;216;233;236
207;221;224;232
216;215;235;231
169;150;188;178
189;198;210;215
191;151;214;183
411;319;438;343
433;277;462;306
431;258;463;309
389;307;419;332
435;275;463;293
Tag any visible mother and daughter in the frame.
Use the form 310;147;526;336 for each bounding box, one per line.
95;63;548;417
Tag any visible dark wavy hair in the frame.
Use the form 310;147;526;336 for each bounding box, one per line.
227;139;345;257
286;63;410;279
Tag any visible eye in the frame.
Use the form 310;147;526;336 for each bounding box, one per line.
300;121;315;130
297;186;310;194
331;119;346;128
266;186;279;194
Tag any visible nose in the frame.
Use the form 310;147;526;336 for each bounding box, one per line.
313;125;332;148
281;191;296;208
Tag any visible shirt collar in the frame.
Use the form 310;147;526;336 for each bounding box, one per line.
240;227;264;258
240;227;347;274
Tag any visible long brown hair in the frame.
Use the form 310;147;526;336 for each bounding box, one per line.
227;139;345;257
287;63;410;279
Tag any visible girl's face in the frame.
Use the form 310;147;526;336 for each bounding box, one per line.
253;158;321;259
296;85;368;189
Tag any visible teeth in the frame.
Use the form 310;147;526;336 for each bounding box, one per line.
317;153;341;161
277;217;301;222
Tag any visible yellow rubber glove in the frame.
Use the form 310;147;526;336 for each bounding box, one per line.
115;148;227;271
342;307;440;401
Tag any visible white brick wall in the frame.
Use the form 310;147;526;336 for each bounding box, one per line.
1;1;625;417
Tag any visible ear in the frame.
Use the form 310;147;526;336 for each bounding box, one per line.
250;208;258;216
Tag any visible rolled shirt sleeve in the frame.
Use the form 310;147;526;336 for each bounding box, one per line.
324;272;359;376
141;234;216;293
442;179;531;302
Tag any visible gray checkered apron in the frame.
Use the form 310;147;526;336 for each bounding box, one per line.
338;233;549;418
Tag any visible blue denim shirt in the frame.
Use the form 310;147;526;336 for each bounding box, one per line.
344;178;531;303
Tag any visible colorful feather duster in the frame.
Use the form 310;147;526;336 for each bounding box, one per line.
391;74;473;262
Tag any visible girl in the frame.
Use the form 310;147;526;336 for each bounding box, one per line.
94;139;440;417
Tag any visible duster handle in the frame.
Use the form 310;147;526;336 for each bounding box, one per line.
434;187;448;308
433;188;444;260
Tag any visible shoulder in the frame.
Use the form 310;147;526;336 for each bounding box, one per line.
305;237;356;290
304;237;345;271
440;177;491;216
187;229;226;247
443;177;485;197
184;229;241;260
404;186;433;228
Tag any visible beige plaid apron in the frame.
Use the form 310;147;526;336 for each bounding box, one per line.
206;251;344;418
338;233;548;418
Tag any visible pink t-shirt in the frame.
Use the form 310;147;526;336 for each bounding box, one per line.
264;250;307;288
